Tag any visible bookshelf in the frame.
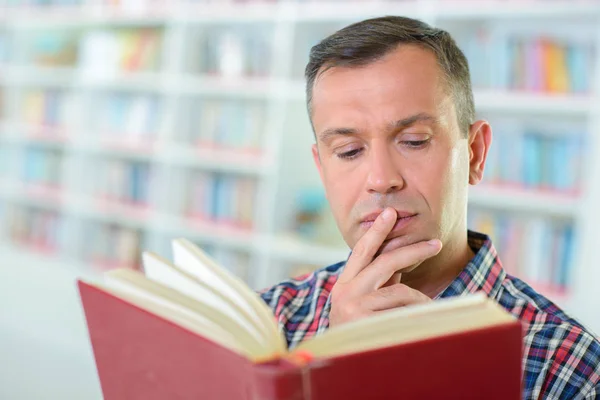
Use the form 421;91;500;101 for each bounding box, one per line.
0;0;599;334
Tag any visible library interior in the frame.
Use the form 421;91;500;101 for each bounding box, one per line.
1;0;600;398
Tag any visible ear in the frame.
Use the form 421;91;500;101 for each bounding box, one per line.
467;120;492;185
312;144;325;184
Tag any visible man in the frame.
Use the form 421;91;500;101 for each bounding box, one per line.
260;16;600;399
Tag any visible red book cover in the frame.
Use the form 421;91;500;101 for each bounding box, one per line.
79;281;522;400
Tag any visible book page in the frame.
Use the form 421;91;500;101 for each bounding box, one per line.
171;239;286;354
91;282;241;355
103;269;278;361
294;294;516;359
142;252;268;346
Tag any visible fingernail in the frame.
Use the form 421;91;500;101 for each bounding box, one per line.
381;208;395;221
428;239;442;247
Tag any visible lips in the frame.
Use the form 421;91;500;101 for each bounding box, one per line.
359;210;418;234
360;210;416;223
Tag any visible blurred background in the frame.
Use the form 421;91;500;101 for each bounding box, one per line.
1;0;600;398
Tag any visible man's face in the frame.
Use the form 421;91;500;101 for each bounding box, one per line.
311;45;480;256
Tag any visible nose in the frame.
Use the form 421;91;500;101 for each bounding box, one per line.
366;143;404;195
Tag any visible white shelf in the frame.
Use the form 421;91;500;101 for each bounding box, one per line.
1;4;169;27
7;66;591;116
0;65;286;97
0;127;70;148
1;3;283;27
0;123;271;175
83;71;167;92
0;183;260;251
474;89;592;115
290;1;424;22
1;66;167;91
4;1;597;28
0;66;78;88
269;235;349;266
437;0;600;20
151;213;260;252
178;2;285;23
287;83;593;114
176;74;278;98
468;185;580;217
160;145;272;176
0;179;351;265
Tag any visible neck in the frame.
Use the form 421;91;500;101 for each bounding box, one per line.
401;230;474;299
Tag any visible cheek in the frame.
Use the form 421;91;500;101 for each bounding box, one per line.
446;143;470;192
322;164;362;228
414;144;466;213
436;144;470;228
324;170;355;210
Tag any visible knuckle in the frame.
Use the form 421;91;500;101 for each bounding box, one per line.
351;241;368;259
376;250;392;265
391;283;411;297
376;285;399;299
343;301;360;318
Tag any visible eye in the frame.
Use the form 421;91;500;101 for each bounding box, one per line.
337;148;364;160
401;139;430;148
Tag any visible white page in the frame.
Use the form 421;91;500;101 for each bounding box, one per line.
171;239;286;353
142;252;265;344
102;274;239;353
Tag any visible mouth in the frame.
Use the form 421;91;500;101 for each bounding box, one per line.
360;211;418;234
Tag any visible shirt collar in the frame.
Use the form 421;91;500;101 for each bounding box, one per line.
435;230;506;301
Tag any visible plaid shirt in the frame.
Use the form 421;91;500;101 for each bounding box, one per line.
260;231;600;399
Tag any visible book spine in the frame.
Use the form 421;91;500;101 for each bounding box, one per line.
9;205;61;253
250;359;307;400
85;222;142;271
467;208;576;295
466;29;593;93
485;121;585;193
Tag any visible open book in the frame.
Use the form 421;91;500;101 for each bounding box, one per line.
78;238;523;400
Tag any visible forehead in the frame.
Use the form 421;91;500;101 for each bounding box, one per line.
311;45;450;128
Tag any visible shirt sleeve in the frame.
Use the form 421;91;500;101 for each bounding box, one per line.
582;382;599;400
537;323;600;400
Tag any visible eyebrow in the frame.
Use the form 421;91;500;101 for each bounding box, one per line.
318;127;359;144
317;112;439;143
389;112;440;130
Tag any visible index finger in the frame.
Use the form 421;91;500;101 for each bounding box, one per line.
338;207;397;283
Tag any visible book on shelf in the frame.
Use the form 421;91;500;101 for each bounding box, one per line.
31;30;78;68
485;122;584;194
468;209;574;293
197;27;272;78
187;99;265;152
96;158;151;206
0;32;9;64
459;28;594;93
78;28;162;78
23;146;63;187
9;205;61;254
86;223;142;272
100;93;160;142
78;238;523;400
186;172;257;230
21;89;80;135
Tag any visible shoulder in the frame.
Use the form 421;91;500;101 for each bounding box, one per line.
498;276;600;398
258;261;345;348
259;261;345;322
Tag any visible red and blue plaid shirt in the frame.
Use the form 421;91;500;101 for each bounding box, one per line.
260;231;600;399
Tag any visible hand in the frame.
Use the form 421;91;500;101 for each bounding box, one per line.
329;207;443;328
